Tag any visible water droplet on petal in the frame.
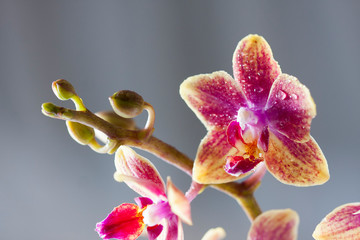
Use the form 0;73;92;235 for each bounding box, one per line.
290;93;298;100
277;90;287;100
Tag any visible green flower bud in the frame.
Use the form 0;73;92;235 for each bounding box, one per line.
41;102;59;116
52;79;77;100
109;90;144;118
41;102;73;119
66;121;95;145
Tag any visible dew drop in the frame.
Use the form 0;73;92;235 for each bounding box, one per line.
277;90;287;100
290;93;298;100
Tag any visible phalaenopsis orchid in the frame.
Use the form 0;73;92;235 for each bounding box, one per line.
42;34;359;239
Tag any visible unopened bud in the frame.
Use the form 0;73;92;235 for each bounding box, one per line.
41;102;60;116
109;90;144;118
41;102;73;119
52;79;77;100
66;121;95;145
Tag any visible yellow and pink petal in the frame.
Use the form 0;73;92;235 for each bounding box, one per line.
265;131;329;186
95;203;145;240
180;71;247;129
193;130;246;184
247;209;299;240
114;146;167;200
232;34;281;109
313;202;360;240
166;177;192;226
265;74;316;143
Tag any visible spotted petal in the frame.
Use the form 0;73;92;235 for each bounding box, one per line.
233;34;281;109
265;74;316;143
247;209;299;240
95;203;145;240
193;130;247;184
115;146;166;200
265;131;329;186
313;202;360;240
180;71;247;129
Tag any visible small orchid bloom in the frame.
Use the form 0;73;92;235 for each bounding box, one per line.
313;202;360;240
95;146;192;240
248;209;299;240
180;34;329;185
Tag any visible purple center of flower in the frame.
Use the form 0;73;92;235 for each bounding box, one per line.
236;107;266;141
224;107;268;176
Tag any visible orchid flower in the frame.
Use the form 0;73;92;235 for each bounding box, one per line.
95;146;192;240
248;209;299;240
313;202;360;239
180;34;329;186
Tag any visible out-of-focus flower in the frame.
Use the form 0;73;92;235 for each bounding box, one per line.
180;34;329;186
201;227;226;240
95;146;192;240
313;202;360;240
248;209;299;240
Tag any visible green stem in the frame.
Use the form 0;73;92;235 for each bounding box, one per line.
235;194;262;221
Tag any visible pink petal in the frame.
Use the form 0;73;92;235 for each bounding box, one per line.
147;224;164;240
257;126;269;152
143;201;172;227
233;34;281;108
201;227;226;240
167;177;192;226
313;202;360;240
265;131;329;186
226;120;245;148
224;155;263;176
114;173;167;203
95;203;145;240
193;130;247;184
134;197;153;209
158;215;183;240
265;74;316;143
247;209;299;240
180;71;247;129
115;146;166;200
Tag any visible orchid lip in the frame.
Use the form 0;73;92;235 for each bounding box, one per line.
224;155;263;176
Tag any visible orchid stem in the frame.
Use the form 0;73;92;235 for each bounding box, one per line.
235;194;262;221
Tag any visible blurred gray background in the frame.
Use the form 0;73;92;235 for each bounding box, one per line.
1;1;360;239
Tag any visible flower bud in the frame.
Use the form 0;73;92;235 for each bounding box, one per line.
52;79;77;100
41;102;60;116
41;102;73;119
109;90;144;118
66;121;95;145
